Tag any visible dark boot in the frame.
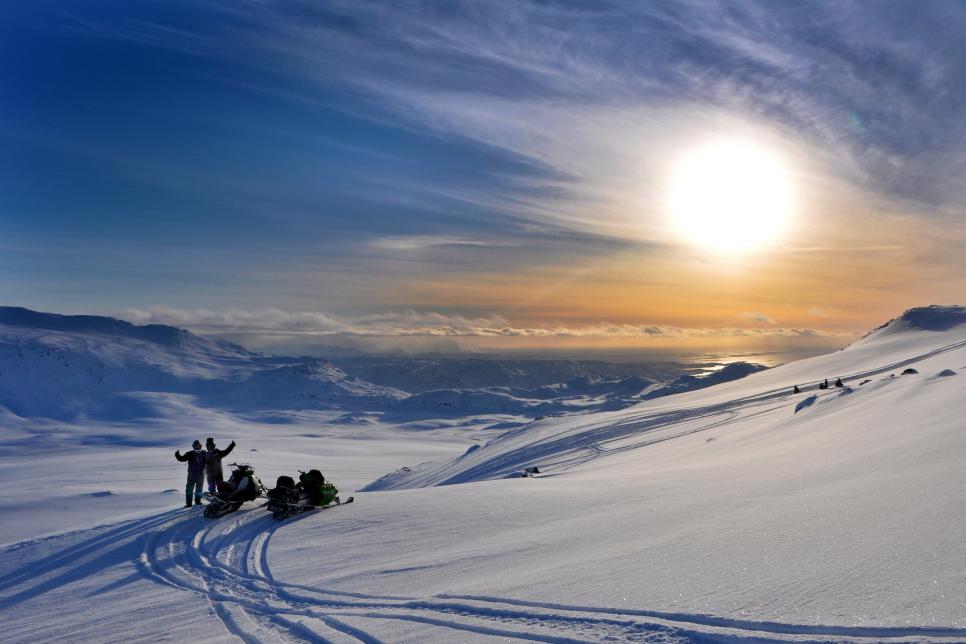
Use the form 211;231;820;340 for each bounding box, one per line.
184;492;193;508
194;497;203;506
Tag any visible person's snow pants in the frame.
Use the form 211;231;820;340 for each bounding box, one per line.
186;472;203;505
207;472;224;494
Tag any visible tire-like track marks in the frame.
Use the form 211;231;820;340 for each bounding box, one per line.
138;508;966;643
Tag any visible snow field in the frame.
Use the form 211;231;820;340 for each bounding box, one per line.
1;306;965;642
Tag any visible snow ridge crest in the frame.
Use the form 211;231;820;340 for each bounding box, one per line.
861;305;965;342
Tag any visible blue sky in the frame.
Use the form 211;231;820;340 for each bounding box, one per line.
2;1;964;351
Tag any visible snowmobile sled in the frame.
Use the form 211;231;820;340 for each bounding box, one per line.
203;463;264;518
265;475;299;518
266;469;349;520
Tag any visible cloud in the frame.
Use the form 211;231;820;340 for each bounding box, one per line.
807;305;835;318
741;312;777;324
779;245;905;253
368;235;517;251
121;307;837;340
75;0;966;243
46;1;965;331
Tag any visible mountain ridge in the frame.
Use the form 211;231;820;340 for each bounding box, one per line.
0;306;771;422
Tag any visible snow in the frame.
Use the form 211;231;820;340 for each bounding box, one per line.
793;394;817;413
0;307;756;422
1;305;965;642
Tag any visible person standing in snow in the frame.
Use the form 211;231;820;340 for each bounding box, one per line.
205;437;236;493
175;440;207;507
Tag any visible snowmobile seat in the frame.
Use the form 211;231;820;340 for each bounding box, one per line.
267;476;297;502
233;476;260;502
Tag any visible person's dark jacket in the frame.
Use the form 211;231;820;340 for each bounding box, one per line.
205;441;236;480
175;449;207;476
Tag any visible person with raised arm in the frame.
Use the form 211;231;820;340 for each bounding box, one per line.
204;437;236;494
175;440;207;507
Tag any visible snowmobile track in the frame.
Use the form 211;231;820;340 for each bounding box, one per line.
134;509;966;643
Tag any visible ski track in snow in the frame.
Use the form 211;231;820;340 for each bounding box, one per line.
114;506;964;644
133;338;966;641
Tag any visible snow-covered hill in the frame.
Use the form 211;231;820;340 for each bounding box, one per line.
366;305;966;490
0;308;401;419
1;305;963;642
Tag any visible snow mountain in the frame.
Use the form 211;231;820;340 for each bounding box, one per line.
0;307;764;422
0;307;405;420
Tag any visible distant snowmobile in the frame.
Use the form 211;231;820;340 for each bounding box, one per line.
266;469;351;520
203;463;264;518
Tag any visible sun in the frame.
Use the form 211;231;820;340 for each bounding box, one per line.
667;139;794;254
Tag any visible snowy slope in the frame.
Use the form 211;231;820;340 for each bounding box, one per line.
0;306;964;643
366;305;965;489
276;307;965;638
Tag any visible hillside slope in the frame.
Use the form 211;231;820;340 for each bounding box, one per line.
0;306;963;642
366;305;966;490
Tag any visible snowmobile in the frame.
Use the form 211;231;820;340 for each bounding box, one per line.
265;469;351;520
203;463;265;518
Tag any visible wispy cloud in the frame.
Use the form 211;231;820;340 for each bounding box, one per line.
368;235;517;251
71;0;966;243
779;245;906;253
11;1;962;334
807;305;835;318
741;312;777;324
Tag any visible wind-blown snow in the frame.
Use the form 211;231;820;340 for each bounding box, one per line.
0;305;964;642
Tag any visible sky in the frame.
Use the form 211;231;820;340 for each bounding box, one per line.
2;0;964;353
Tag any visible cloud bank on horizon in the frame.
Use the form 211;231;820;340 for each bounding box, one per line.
1;0;964;350
122;305;837;345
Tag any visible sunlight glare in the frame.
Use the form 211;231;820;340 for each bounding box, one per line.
667;139;794;254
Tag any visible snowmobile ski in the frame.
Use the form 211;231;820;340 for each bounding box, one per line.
270;495;354;520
